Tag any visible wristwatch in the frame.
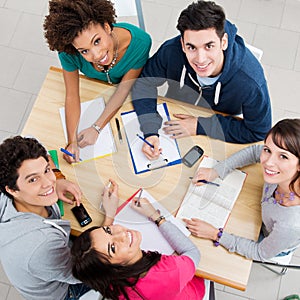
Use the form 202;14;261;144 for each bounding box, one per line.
92;123;101;134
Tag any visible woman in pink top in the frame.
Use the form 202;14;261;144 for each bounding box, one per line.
71;196;205;300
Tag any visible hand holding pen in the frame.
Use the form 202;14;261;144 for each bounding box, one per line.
190;167;219;186
131;196;159;220
60;145;82;163
136;134;161;160
101;179;119;219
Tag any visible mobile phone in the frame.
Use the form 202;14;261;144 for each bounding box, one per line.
71;203;92;227
182;145;204;167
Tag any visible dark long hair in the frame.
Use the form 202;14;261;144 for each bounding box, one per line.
71;226;161;300
265;118;300;196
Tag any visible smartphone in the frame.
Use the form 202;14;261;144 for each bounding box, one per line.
71;203;92;227
182;145;204;167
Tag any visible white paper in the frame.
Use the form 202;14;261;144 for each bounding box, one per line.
121;103;181;174
176;156;247;229
59;97;116;162
114;189;190;255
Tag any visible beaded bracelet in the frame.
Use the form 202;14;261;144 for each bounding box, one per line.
52;168;66;180
213;228;223;247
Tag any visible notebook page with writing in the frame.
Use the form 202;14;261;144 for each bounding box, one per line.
114;189;190;255
59;97;116;162
176;156;247;229
121;103;181;174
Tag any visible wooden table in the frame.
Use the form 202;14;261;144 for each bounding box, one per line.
22;66;263;291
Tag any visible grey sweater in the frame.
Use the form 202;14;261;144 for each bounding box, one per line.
214;144;300;261
0;194;79;300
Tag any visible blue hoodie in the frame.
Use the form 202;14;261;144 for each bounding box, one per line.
132;21;271;143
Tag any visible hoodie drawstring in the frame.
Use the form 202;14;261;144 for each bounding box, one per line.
179;65;221;106
43;220;68;237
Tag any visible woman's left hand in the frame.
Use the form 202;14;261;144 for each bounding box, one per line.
102;179;119;219
130;197;159;220
77;127;99;148
183;218;219;240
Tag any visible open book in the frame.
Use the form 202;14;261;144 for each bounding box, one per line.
114;189;190;255
176;156;247;229
120;103;181;174
59;97;116;162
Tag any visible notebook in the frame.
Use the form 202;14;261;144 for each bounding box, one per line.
59;97;116;162
176;156;247;229
120;103;181;174
114;189;190;255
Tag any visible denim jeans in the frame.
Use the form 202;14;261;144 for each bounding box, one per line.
64;283;91;300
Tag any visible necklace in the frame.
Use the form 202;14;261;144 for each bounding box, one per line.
263;185;296;205
96;31;119;84
274;189;295;204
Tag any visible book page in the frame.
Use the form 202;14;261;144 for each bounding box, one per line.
176;156;247;228
59;97;116;162
114;189;190;255
121;103;181;174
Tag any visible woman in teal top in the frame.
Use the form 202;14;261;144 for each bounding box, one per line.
44;0;151;163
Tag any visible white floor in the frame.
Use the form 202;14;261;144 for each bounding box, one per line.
0;0;300;299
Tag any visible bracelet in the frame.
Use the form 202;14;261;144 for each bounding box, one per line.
52;168;66;180
154;215;165;226
213;228;223;247
92;123;101;134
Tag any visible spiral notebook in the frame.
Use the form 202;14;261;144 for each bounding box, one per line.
59;97;116;162
176;156;247;229
121;103;182;174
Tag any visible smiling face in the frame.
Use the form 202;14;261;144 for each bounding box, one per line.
72;22;114;67
91;225;143;265
181;28;228;78
6;157;57;215
260;135;300;187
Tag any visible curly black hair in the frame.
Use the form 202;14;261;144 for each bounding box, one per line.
44;0;117;54
177;0;226;39
0;136;48;199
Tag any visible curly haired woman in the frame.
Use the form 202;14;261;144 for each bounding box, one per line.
44;0;151;163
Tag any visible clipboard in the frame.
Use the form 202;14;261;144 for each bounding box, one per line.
114;189;190;254
121;103;182;174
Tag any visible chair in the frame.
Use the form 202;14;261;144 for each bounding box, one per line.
112;0;145;30
79;290;102;300
245;43;263;62
253;249;300;276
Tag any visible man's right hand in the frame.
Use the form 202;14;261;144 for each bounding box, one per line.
142;136;161;160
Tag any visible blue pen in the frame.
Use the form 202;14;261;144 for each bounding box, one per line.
189;177;220;187
136;134;154;148
60;148;82;161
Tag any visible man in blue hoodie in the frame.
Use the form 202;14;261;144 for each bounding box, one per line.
132;1;271;159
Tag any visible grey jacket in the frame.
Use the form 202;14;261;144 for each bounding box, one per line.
0;193;79;300
215;145;300;261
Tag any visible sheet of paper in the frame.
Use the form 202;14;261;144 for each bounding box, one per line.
59;97;116;162
114;189;190;255
121;103;181;174
176;156;247;229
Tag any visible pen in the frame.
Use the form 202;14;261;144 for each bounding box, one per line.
189;177;220;187
136;134;154;148
136;188;143;206
115;118;123;143
60;148;82;161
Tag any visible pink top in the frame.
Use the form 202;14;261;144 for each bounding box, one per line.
120;255;205;300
